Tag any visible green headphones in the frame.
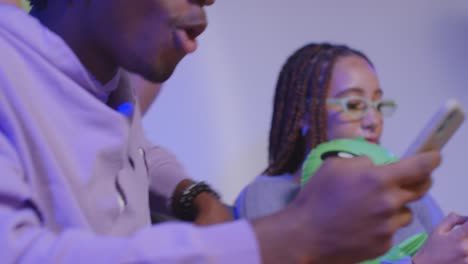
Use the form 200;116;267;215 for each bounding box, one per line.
301;137;398;186
301;137;426;263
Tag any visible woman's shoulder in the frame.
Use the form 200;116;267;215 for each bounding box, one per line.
234;174;300;219
254;173;296;183
240;174;300;197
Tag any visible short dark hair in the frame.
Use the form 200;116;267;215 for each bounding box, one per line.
28;0;48;10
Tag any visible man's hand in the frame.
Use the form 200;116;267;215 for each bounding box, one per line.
193;192;233;225
172;179;233;224
253;151;441;264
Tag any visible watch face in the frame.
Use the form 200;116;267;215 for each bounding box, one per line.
301;137;399;186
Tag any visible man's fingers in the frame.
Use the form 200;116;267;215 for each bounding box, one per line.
381;151;441;186
396;176;433;205
392;206;414;230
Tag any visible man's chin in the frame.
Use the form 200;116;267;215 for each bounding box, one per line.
143;66;176;83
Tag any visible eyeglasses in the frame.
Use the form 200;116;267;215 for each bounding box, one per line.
326;96;397;120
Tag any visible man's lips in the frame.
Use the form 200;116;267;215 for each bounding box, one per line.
176;23;207;40
173;16;207;53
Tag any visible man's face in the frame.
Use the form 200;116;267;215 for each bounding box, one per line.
85;0;214;82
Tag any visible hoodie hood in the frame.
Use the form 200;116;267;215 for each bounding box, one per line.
0;4;118;102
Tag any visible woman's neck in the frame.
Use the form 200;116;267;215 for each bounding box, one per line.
292;168;303;184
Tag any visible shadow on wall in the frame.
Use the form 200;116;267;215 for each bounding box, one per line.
221;136;268;204
433;14;468;101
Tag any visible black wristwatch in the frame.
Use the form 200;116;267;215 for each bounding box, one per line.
172;181;220;221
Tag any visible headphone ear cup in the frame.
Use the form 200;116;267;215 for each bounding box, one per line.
320;151;356;160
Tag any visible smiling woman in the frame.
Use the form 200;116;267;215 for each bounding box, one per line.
235;42;446;263
0;0;449;262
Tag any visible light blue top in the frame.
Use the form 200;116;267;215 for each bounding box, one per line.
235;174;445;263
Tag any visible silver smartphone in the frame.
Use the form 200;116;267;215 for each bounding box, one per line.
403;99;465;158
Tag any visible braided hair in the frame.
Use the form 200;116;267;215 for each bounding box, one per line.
264;43;373;176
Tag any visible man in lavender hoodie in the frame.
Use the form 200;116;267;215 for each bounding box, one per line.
0;0;441;263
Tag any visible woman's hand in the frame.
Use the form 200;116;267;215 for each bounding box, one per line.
413;213;468;264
